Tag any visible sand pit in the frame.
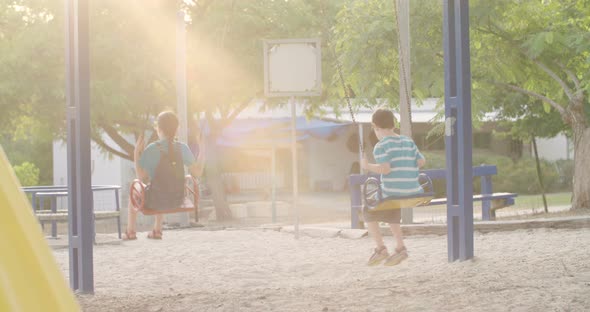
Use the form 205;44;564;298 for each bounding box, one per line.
52;228;590;311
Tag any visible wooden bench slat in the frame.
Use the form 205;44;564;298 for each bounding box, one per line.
36;211;120;221
429;192;517;206
36;210;119;214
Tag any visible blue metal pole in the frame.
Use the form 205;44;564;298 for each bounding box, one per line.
481;175;492;221
115;188;122;239
443;0;474;262
65;0;94;293
38;196;45;231
349;176;361;229
349;174;370;229
51;197;58;238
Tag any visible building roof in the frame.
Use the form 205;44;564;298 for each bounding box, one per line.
228;98;499;124
206;97;500;148
320;98;443;123
217;117;348;148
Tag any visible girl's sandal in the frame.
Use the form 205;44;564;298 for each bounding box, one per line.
122;231;137;241
147;230;163;240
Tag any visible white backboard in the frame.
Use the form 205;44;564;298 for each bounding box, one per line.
263;38;322;97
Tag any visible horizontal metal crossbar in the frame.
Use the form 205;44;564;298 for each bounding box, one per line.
349;165;498;186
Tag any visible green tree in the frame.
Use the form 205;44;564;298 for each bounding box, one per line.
0;0;60;185
13;162;40;187
470;0;590;209
332;0;444;104
1;0;346;219
332;0;589;209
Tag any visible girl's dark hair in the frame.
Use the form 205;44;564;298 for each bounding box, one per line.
371;107;396;129
157;111;179;160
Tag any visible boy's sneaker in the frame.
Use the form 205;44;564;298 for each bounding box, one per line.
384;247;408;266
367;246;389;266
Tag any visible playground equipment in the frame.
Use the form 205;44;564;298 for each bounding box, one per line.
350;165;518;229
57;0;476;294
0;147;79;311
339;0;478;262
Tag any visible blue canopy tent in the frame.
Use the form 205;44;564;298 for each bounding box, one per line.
216;117;349;148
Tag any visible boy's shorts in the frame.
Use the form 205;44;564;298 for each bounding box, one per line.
362;208;401;224
362;191;402;224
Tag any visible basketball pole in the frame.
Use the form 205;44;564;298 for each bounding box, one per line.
271;145;277;223
263;39;321;239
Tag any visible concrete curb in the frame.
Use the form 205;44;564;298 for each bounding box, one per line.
48;234;121;250
49;216;590;249
393;216;590;236
339;229;369;239
281;226;339;238
277;216;590;239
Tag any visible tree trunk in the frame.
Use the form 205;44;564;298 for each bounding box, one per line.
571;126;590;209
204;132;232;221
531;136;548;213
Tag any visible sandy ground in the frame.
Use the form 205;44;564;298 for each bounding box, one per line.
51;227;590;312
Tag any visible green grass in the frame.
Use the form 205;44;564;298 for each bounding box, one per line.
513;192;572;210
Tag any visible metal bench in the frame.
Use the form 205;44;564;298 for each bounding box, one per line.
349;165;518;229
21;185;122;239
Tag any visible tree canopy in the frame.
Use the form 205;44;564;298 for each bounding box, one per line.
1;0;589;207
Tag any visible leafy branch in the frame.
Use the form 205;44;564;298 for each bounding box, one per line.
489;81;566;116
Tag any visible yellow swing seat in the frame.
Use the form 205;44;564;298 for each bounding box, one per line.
363;174;435;211
371;194;434;211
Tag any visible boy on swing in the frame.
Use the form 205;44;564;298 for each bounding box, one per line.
361;107;426;266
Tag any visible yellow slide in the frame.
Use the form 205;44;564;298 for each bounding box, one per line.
0;147;79;311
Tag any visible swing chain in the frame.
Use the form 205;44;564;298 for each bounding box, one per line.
333;1;411;155
333;49;364;155
393;0;413;136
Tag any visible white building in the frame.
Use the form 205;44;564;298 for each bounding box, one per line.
533;134;572;161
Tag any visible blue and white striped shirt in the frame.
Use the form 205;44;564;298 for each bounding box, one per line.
373;135;425;197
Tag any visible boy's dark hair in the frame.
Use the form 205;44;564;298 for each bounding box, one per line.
372;108;396;129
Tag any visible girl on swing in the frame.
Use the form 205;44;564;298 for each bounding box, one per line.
124;111;206;240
